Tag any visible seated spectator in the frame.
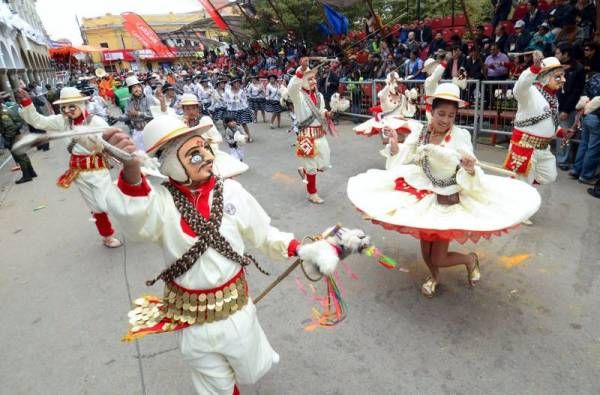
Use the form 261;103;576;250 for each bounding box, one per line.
509;20;532;53
449;34;469;54
576;12;594;44
429;32;446;55
403;50;424;80
399;24;409;43
474;25;491;50
444;45;468;79
523;0;546;33
491;24;510;54
555;16;579;45
406;31;420;54
466;46;485;80
549;0;575;28
528;22;554;55
417;20;433;46
484;43;510;80
583;42;600;78
575;0;596;30
492;0;513;27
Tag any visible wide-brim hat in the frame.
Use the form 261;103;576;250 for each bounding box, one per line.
144;115;213;155
125;76;142;87
161;83;174;93
230;78;241;84
423;58;438;72
95;68;107;78
539;57;565;75
425;82;468;108
180;93;199;106
53;87;90;105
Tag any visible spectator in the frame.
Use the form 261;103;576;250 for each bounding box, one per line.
491;0;512;27
569;71;600;184
528;22;554;55
523;0;546;33
576;12;593;44
491;24;510;54
449;34;469;54
406;31;420;54
444;45;468;79
555;43;586;170
466;46;485;80
399;24;409;43
474;25;491;50
403;50;424;80
429;32;446;55
549;0;575;28
583;42;600;78
484;43;510;80
417;20;433;46
509;20;532;53
575;0;596;31
555;17;579;45
46;83;59;114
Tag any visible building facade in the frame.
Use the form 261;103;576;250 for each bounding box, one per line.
0;0;53;93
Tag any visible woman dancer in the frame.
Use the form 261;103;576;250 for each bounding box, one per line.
265;74;284;129
225;78;255;142
245;75;266;123
347;83;541;297
209;77;228;128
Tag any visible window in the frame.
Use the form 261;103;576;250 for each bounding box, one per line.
100;42;109;48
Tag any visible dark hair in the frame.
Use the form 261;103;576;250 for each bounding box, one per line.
557;42;574;59
432;98;459;111
223;116;236;124
528;0;538;6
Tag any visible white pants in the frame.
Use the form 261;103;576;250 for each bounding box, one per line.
74;168;113;213
178;300;279;395
516;147;558;185
300;136;331;174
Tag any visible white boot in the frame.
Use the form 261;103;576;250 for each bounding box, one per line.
103;236;123;248
308;193;324;204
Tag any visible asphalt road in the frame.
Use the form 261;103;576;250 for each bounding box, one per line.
1;115;599;395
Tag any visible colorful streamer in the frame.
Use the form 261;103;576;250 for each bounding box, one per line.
362;245;400;270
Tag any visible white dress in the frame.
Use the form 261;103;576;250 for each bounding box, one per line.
353;84;411;136
347;125;541;243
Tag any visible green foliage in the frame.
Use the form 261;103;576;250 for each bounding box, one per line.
242;0;494;41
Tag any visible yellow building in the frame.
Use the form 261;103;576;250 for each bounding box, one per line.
81;6;238;72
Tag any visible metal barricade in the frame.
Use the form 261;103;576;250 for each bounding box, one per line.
474;80;517;147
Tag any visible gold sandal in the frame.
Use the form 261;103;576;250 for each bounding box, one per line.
421;277;438;298
467;253;481;286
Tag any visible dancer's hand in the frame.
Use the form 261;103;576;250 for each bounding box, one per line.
533;50;544;69
103;128;139;165
15;88;31;103
300;57;309;71
460;153;476;174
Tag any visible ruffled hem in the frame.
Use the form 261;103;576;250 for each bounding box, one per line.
354;118;412;137
357;207;520;244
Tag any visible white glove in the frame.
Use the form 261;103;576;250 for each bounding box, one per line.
297;240;339;276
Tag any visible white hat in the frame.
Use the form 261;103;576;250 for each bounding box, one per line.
52;87;89;105
514;20;525;28
143;115;213;155
125;76;142;87
423;58;438;73
180;93;199;106
95;68;107;78
540;56;565;75
425;82;468;108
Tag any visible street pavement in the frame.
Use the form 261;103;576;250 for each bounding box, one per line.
1;115;599;395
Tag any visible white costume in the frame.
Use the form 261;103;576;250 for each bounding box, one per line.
348;123;541;243
354;72;416;136
424;61;446;121
19;88;120;244
92;116;341;394
287;68;331;174
503;61;561;184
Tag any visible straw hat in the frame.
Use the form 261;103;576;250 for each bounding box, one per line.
143;115;212;155
425;82;468;108
180;93;199;106
125;76;142;87
52;87;90;105
539;57;565;75
95;68;107;78
423;58;439;73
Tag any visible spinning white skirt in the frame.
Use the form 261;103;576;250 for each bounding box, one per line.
347;166;541;243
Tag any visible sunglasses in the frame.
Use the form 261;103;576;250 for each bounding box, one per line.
60;104;78;113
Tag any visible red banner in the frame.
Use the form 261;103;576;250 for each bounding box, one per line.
197;0;229;31
121;12;175;58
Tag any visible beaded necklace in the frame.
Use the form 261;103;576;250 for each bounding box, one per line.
418;128;459;188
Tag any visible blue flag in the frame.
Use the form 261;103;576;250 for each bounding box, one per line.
322;4;349;35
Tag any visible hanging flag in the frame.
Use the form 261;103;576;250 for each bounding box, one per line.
197;0;229;31
322;4;349;36
121;12;175;58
